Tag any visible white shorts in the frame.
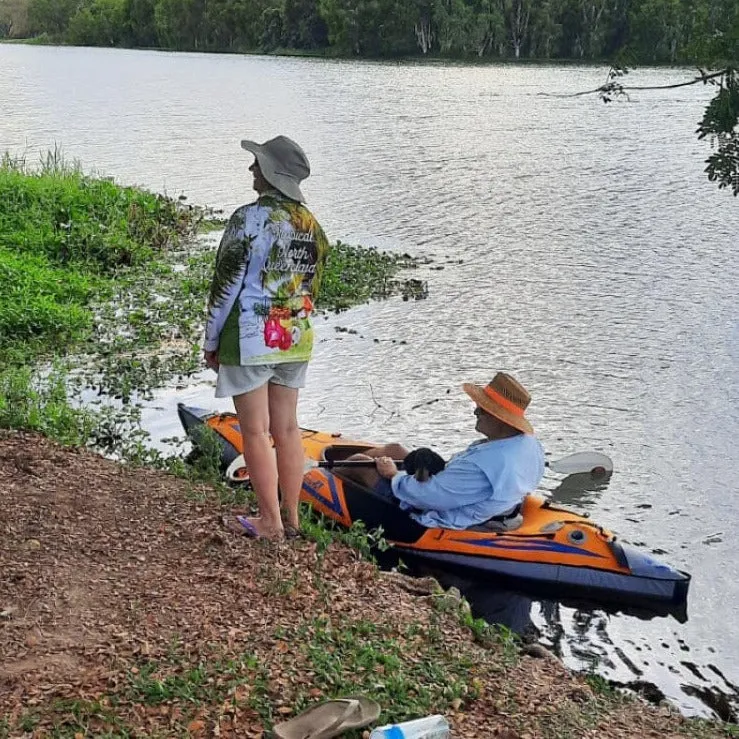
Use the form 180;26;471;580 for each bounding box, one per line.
215;362;308;398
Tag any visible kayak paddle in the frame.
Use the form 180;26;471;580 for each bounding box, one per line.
225;450;613;483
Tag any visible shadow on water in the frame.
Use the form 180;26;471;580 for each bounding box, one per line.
414;566;738;724
546;469;614;509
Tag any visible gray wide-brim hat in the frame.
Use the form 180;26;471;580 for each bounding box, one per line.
240;135;310;203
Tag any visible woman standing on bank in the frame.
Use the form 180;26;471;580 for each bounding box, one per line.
203;135;329;540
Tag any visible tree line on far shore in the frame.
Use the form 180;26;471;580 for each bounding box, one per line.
1;0;736;196
0;0;735;63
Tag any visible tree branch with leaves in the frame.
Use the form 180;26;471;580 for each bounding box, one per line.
598;22;738;195
563;63;738;195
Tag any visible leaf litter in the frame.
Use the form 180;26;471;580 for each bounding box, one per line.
0;431;730;739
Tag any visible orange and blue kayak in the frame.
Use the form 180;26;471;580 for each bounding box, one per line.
178;403;690;615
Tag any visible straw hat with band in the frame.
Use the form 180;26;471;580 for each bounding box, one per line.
240;135;310;203
462;372;534;435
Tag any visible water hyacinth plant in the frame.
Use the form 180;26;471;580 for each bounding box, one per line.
0;150;200;365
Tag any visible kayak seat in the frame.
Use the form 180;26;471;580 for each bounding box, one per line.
466;513;524;533
466;503;524;532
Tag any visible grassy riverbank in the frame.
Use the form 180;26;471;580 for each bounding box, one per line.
0;152;196;366
0;155;423;452
2;431;737;739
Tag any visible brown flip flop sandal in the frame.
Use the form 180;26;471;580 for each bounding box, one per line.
272;696;380;739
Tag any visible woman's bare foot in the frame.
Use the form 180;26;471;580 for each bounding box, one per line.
246;516;284;539
281;508;300;530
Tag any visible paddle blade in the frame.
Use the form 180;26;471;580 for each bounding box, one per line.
547;452;614;475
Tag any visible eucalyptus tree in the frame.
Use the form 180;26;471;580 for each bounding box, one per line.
318;0;365;54
66;0;126;46
527;0;562;58
282;0;328;49
318;0;417;56
577;0;612;58
499;0;532;58
431;0;472;55
153;0;203;48
261;5;283;49
414;0;434;53
628;0;683;62
476;0;506;57
122;0;157;46
430;0;506;58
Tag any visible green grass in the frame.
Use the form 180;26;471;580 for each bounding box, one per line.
300;508;390;559
0;151;193;270
127;661;220;704
0;245;94;346
0;366;96;445
273;615;479;724
585;672;618;696
0;151;199;369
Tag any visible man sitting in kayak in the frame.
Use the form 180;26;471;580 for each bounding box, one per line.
341;372;545;531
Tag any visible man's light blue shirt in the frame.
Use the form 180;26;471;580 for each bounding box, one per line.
390;434;545;530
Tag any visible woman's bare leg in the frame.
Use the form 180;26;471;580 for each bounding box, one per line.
233;385;283;538
268;382;303;529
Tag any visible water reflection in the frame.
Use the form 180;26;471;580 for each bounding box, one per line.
547;470;614;509
533;599;739;723
430;566;687;638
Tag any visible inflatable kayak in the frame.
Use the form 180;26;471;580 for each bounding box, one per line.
177;403;690;614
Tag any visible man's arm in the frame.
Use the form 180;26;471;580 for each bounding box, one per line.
390;460;490;512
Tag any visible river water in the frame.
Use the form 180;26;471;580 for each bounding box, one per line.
2;44;738;720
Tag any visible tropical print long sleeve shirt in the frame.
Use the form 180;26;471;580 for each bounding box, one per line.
204;191;329;366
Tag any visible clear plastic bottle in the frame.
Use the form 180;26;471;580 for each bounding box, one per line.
368;714;451;738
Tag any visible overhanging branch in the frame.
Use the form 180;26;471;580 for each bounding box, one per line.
540;68;728;99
